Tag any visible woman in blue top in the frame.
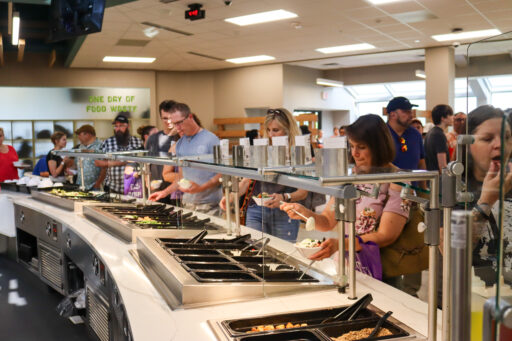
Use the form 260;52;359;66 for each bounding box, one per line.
220;108;308;242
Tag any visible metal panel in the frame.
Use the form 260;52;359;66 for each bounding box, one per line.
87;286;110;341
38;240;64;294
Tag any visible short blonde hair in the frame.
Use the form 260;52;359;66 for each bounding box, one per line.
51;131;66;145
263;108;301;145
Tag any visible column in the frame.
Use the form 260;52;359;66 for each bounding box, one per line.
425;46;455;110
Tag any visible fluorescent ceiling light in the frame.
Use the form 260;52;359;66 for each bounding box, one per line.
316;78;344;87
226;55;275;64
415;70;426;79
225;9;297;26
316;43;376;54
103;56;156;63
12;12;19;45
431;29;501;42
367;0;404;4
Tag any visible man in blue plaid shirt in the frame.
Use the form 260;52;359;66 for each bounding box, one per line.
94;114;143;193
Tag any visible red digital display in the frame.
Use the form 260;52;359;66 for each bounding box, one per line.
185;4;205;21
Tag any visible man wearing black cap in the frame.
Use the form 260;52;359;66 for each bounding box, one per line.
386;97;426;172
385;96;426;297
94;114;143;193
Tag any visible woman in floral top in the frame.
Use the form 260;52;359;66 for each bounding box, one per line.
281;114;410;265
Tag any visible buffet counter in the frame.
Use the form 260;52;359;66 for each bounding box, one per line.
2;191;440;340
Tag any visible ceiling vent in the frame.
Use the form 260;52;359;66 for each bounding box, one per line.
159;0;179;3
391;10;437;24
322;62;340;66
141;22;193;36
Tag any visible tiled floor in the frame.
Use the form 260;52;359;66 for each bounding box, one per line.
0;255;91;341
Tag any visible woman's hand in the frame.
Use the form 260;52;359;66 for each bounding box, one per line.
148;190;166;201
480;161;512;205
309;238;338;261
263;193;284;208
280;202;309;221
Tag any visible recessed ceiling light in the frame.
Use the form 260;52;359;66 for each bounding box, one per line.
225;10;297;26
431;29;501;42
367;0;404;4
414;40;420;43
316;43;376;54
226;55;275;64
103;56;156;63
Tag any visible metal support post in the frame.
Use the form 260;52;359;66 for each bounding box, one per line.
334;197;347;292
139;163;149;205
232;176;241;236
343;197;357;300
450;210;472;341
78;158;85;191
426;175;440;341
221;175;233;235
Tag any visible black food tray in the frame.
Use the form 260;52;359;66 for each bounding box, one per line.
18;184;32;194
244;264;295;272
318;317;409;340
236;330;326;341
189;271;260;282
162;242;249;250
0;182;19;192
232;256;281;264
175;255;231;263
223;305;378;336
170;248;222;256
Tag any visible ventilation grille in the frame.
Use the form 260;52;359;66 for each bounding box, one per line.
141;21;193;36
87;288;110;341
39;241;63;291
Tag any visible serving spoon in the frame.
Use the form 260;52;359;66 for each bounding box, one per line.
280;201;316;231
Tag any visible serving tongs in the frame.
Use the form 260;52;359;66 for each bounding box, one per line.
185;230;208;244
229;233;251;244
364;311;392;339
241;237;270;252
320;293;373;324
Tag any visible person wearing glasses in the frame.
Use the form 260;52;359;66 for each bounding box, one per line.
152;102;222;216
446;112;466;161
94;114;143;194
220;108;308;242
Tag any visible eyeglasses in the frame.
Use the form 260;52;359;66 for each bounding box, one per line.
454;118;466;122
171;115;189;127
400;137;408;152
113;123;128;129
267;109;285;117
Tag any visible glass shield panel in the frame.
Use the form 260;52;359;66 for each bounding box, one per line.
467;31;512;341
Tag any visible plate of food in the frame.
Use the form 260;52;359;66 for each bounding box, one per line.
252;192;272;206
294;238;323;258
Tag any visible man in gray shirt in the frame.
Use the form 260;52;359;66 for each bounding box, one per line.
149;102;222;216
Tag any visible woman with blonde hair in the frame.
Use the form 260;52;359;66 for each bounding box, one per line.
0;127;19;182
220;108;307;242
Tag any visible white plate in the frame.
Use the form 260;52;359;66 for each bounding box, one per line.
252;196;272;206
294;244;322;259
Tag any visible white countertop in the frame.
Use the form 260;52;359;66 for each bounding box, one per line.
3;192;440;340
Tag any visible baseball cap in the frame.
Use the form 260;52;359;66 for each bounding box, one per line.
75;124;96;136
113;113;129;124
386;97;418;113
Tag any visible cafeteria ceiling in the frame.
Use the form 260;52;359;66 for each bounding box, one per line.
3;0;512;71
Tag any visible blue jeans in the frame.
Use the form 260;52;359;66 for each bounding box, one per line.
245;205;299;242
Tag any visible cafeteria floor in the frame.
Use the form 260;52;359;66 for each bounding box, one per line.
0;255;91;341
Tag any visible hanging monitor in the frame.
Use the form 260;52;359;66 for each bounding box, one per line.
48;0;106;42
